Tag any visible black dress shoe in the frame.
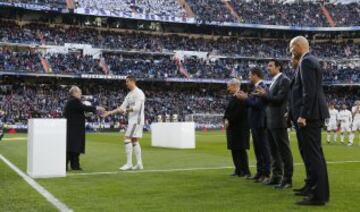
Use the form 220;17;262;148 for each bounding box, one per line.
265;178;281;185
296;199;326;206
244;174;252;179
275;181;292;189
255;176;266;183
262;177;272;185
71;167;83;171
293;185;308;192
294;189;311;196
248;174;261;180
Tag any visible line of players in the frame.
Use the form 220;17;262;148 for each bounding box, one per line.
326;101;360;146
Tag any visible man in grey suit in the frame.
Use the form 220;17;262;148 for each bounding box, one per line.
255;59;293;189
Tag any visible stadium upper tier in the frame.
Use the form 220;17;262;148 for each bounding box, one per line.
0;0;359;27
1;21;359;59
1;46;359;84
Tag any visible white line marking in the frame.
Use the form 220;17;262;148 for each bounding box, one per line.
68;160;360;177
1;137;27;141
0;154;72;212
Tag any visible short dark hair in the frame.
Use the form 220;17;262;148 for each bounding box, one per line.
269;59;283;72
250;67;264;79
126;75;136;82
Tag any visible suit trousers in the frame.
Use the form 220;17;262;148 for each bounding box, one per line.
297;125;330;202
267;128;294;181
251;128;271;177
231;149;250;175
67;152;81;170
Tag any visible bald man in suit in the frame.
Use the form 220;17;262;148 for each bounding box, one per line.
289;36;330;206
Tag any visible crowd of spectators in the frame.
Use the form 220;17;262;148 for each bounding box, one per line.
230;0;327;27
326;2;360;26
0;0;66;8
75;0;186;18
0;0;358;26
0;83;358;128
187;0;359;27
0;83;227;127
186;0;236;23
1;47;359;84
0;47;42;73
1;21;359;59
46;52;102;75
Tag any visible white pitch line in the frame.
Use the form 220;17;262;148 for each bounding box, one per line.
0;154;72;212
68;160;360;177
1;137;27;141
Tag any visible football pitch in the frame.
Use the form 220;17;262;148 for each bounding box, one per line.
0;131;360;212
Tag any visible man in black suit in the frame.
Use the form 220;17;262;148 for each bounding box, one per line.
255;59;293;189
236;68;271;183
289;36;330;206
224;78;251;177
289;55;312;195
63;86;104;171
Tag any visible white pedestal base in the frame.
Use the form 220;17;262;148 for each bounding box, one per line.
27;119;67;178
151;122;195;149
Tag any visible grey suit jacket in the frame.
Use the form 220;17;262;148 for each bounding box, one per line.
264;74;290;129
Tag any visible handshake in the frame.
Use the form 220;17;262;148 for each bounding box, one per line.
95;106;126;118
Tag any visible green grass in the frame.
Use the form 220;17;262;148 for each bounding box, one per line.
0;131;360;211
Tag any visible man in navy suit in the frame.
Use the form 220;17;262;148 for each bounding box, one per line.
236;68;271;183
289;36;330;206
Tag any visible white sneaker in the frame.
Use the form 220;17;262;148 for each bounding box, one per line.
132;163;144;170
119;164;133;171
347;143;353;146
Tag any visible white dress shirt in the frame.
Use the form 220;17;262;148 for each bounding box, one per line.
269;72;282;90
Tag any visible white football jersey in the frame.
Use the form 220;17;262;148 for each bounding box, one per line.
328;109;338;122
338;110;352;123
352;106;360;120
120;87;145;125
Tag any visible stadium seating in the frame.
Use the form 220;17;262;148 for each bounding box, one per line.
1;46;359;83
1;0;358;26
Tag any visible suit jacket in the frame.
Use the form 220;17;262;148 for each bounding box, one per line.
63;97;97;153
264;74;290;129
224;96;250;150
246;81;267;129
289;53;329;126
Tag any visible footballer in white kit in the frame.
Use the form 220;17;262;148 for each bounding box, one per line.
103;76;145;170
349;101;360;145
326;104;338;143
351;101;360;131
338;104;352;145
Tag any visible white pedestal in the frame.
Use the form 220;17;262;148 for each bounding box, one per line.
27;119;67;178
151;122;195;149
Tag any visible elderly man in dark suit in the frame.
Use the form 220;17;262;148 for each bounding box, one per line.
236;68;271;183
224;78;251;177
63;86;104;171
255;59;294;189
289;36;330;206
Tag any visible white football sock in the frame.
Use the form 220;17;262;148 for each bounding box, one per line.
349;133;355;144
333;132;338;143
341;133;345;143
133;141;142;165
327;132;331;142
124;140;133;166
